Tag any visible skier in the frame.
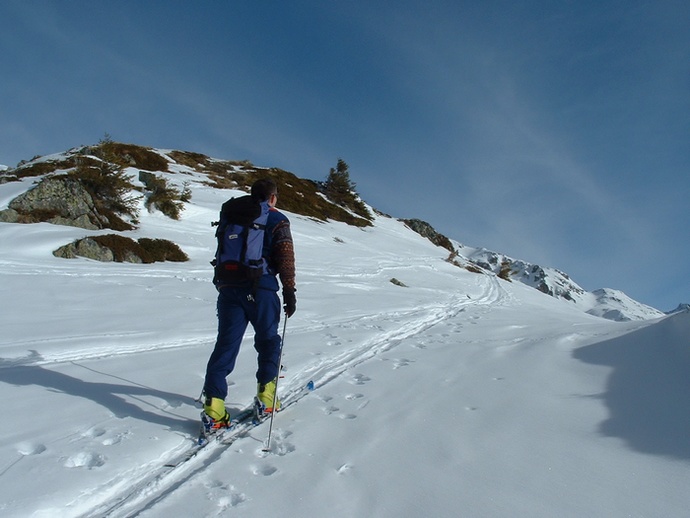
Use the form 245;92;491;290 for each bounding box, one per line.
202;178;296;431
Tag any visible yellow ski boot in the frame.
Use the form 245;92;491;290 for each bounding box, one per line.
202;396;231;432
257;379;281;413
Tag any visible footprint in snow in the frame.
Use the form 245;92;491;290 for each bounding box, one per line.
344;393;369;411
217;492;247;509
276;429;293;439
272;441;296;456
324;405;340;415
324;401;358;419
393;358;412;369
16;442;46;456
205;480;247;508
101;431;131;446
205;479;226;489
351;374;371;385
256;430;295;457
251;464;278;476
337;463;354;474
82;427;106;439
64;451;106;469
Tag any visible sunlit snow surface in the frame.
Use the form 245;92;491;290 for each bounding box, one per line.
0;168;688;517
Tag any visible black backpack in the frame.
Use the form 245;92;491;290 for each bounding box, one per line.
212;195;270;287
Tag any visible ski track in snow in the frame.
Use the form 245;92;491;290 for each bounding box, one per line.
76;275;507;517
1;336;218;367
299;275;507;392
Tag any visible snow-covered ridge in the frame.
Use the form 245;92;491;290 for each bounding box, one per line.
457;245;665;321
0;144;666;321
668;303;690;314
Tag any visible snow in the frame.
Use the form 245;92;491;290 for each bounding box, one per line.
459;246;665;321
1;171;689;517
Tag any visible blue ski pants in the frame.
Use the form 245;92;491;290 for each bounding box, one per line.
203;286;282;400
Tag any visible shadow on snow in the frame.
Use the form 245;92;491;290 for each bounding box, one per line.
573;311;690;461
0;350;198;434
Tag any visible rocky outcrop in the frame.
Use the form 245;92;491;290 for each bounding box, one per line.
53;238;118;262
0;176;104;229
401;218;454;252
53;234;188;263
0;208;20;223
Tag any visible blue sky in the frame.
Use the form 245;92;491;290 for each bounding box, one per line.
1;1;688;312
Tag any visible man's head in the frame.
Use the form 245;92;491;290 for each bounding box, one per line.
251;178;278;202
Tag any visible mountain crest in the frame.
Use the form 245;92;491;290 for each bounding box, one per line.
0;141;671;321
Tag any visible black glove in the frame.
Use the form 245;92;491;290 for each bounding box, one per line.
282;288;296;318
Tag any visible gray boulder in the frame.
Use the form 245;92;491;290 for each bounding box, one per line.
53;238;114;261
3;177;103;229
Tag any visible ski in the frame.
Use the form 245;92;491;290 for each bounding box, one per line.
167;380;315;468
164;404;258;468
93;380;315;516
196;400;259;447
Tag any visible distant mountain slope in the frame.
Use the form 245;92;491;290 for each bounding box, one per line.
667;303;690;315
457;246;664;321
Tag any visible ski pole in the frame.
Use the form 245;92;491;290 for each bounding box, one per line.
263;316;287;452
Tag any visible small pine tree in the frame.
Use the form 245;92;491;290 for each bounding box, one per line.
69;137;141;230
141;173;187;220
324;158;356;206
323;159;372;221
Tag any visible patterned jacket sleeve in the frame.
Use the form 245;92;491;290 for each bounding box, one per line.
270;219;296;291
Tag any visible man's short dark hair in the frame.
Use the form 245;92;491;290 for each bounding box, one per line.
251;179;278;202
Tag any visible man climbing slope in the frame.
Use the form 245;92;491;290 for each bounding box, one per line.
202;178;296;432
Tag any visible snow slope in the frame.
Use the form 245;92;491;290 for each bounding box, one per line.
1;167;689;517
